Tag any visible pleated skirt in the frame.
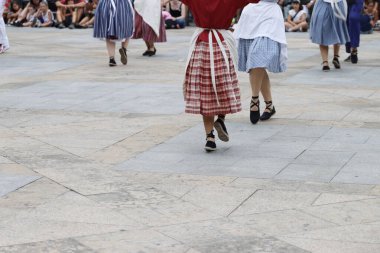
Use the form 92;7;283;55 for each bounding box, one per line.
238;37;286;73
133;12;167;42
184;42;242;116
93;0;134;40
309;0;350;45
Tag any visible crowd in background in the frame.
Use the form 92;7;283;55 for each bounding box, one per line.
2;0;380;33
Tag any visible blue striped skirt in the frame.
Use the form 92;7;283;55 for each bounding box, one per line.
93;0;134;40
238;37;286;73
309;0;350;45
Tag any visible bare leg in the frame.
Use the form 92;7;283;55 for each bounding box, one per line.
319;45;329;66
106;39;115;58
249;68;266;111
121;39;129;49
333;44;340;56
203;115;215;136
260;71;273;113
203;115;217;151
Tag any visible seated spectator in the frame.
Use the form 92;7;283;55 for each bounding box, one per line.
77;0;96;28
163;10;177;29
284;0;308;32
361;0;379;33
165;0;186;29
56;0;85;29
6;0;23;25
12;0;41;26
34;0;54;27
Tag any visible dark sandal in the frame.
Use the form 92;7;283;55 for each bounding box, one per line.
332;55;341;69
205;130;216;152
250;96;260;124
260;101;276;121
322;61;330;72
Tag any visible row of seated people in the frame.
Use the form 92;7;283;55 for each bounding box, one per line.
4;0;96;28
3;0;379;33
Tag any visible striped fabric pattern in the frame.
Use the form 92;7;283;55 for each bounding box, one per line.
133;12;167;42
93;0;134;40
238;37;286;73
309;0;350;46
184;41;242;116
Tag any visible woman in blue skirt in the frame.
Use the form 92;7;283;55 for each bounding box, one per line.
309;0;350;71
94;0;134;67
235;0;287;124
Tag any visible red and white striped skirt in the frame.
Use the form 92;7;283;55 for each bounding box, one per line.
133;12;167;43
184;41;242;116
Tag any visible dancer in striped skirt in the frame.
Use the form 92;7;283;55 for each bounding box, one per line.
180;0;258;152
309;0;350;71
93;0;134;66
133;0;166;56
0;0;10;54
235;0;287;124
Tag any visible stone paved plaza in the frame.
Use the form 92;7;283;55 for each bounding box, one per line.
0;27;380;252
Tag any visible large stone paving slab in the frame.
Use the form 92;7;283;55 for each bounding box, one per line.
115;122;380;184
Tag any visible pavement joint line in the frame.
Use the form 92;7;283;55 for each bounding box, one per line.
227;189;261;217
278;235;380;245
295;209;342;227
310;192;323;206
328;151;358;184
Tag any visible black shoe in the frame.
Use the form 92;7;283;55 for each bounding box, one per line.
214;117;229;142
147;48;157;57
322;61;330;72
119;47;127;65
57;23;65;29
260;101;276;121
13;21;22;27
332;55;341;69
68;23;75;29
205;131;216;152
250;96;260;124
351;50;358;64
109;57;117;67
142;48;156;56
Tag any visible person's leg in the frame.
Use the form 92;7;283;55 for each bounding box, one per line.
284;21;293;31
79;16;88;26
319;45;330;71
348;5;361;64
143;41;156;56
106;39;117;66
175;18;186;28
119;39;129;65
260;71;276;120
203;115;216;151
249;68;266;124
0;2;10;52
332;44;341;68
56;7;65;27
214;114;229;142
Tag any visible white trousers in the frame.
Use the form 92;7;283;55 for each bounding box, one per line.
0;0;9;48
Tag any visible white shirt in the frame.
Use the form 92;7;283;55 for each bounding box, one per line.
288;9;307;22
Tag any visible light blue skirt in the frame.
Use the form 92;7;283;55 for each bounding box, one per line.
309;0;350;45
238;37;286;73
